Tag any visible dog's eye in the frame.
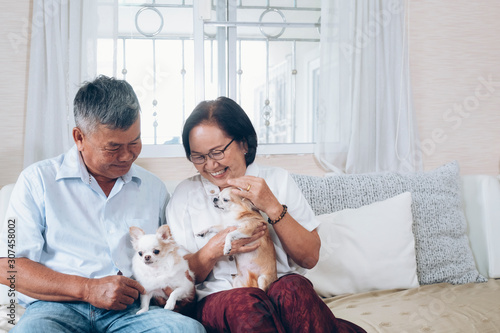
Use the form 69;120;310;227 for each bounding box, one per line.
223;198;229;202
153;249;160;255
138;251;143;256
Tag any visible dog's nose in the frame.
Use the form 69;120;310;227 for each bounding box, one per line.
213;197;219;203
145;255;151;261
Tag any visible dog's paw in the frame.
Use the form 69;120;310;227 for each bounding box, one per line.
164;299;176;311
196;229;209;237
223;244;232;255
136;307;148;315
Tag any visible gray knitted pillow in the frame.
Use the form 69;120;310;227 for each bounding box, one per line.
291;161;486;285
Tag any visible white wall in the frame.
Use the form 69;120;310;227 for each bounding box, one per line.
1;0;499;186
409;0;500;174
0;0;31;187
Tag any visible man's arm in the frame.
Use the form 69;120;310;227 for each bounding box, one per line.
0;257;144;310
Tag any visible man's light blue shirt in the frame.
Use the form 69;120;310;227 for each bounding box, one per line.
0;146;169;306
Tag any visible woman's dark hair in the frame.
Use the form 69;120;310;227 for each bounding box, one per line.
182;97;258;166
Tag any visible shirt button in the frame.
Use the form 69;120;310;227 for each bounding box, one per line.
210;190;215;194
228;255;234;261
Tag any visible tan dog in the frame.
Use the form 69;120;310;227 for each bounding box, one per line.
197;187;278;291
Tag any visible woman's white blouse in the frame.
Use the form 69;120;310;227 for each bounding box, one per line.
166;163;320;300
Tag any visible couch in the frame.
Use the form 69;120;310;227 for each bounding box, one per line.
0;161;499;332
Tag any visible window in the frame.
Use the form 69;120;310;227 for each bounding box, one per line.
97;0;321;157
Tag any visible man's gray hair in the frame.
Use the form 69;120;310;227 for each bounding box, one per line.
74;75;141;134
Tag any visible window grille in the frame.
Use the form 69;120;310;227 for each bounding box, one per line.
97;0;321;157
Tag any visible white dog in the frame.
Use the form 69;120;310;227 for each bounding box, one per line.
129;224;194;314
197;187;278;291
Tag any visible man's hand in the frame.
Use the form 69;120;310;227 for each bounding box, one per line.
83;275;145;310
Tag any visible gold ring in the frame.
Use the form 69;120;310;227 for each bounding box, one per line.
246;184;252;191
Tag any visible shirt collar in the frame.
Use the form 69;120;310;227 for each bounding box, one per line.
56;145;141;186
200;162;259;196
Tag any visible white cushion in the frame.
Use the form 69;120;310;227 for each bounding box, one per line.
462;175;500;278
306;192;419;297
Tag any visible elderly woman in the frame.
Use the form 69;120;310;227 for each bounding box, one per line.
167;97;365;333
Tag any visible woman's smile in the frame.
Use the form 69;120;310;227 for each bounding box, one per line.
209;167;228;177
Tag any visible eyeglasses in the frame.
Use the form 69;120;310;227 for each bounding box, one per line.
189;138;235;164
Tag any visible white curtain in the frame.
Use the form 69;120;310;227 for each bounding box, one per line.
316;0;422;174
24;0;98;167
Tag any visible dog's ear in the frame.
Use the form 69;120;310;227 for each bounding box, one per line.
157;224;172;242
129;226;145;248
242;198;259;212
232;190;258;212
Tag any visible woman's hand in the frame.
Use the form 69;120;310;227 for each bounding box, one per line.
226;176;283;219
208;223;267;258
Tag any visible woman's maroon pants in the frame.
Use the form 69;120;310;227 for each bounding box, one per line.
195;274;366;333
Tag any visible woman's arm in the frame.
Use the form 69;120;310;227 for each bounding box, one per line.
227;176;321;269
267;213;321;269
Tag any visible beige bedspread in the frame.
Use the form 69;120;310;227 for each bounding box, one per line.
0;280;498;332
326;279;500;333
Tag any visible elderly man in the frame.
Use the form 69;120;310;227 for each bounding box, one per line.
0;76;205;332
